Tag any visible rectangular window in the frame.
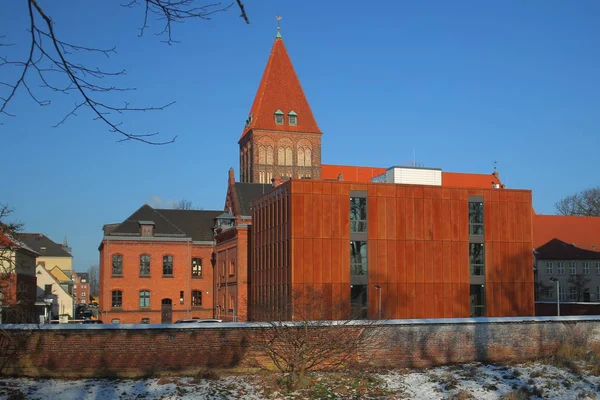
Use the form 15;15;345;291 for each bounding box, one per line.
350;197;367;233
81;299;86;304
350;241;368;276
545;262;553;275
468;201;484;235
112;254;123;276
112;290;122;308
584;288;591;302
557;262;565;275
229;295;234;312
569;286;577;301
547;287;554;299
44;284;52;296
140;254;151;276
569;262;577;276
350;285;367;319
288;114;297;126
275;113;284;125
180;291;184;305
597;286;600;301
139;290;150;308
163;255;173;276
559;286;566;301
81;292;86;297
74;284;77;289
229;261;235;276
192;290;202;307
583;262;590;275
470;284;485;317
469;243;485;276
596;263;600;275
192;258;202;278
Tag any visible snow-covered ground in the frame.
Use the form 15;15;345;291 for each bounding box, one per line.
0;362;598;399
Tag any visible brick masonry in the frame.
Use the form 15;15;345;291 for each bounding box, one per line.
2;317;599;377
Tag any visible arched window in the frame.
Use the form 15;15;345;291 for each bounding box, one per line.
140;254;150;277
285;147;293;166
258;146;266;164
139;290;150;308
266;146;274;165
305;148;312;167
298;147;305;167
278;147;285;165
112;254;123;276
163;255;173;276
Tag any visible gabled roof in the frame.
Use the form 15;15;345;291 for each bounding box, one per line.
535;238;600;260
47;265;72;283
0;231;38;256
533;214;600;250
234;182;273;216
19;233;71;257
105;204;223;242
240;34;321;140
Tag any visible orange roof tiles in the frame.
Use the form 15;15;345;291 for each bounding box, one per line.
240;36;321;140
442;172;501;189
321;164;386;182
533;214;600;250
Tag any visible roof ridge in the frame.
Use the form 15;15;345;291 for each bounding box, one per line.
152;208;187;236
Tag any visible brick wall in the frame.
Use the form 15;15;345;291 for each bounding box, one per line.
2;316;599;377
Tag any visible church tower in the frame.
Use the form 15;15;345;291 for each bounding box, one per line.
239;28;322;183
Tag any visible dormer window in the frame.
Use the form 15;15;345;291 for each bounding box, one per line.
274;109;284;125
139;221;155;237
288;110;297;126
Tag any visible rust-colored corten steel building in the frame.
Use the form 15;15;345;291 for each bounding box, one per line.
250;177;535;320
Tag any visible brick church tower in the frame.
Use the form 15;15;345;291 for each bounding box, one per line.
239;29;322;183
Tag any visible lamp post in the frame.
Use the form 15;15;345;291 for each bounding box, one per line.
549;277;560;316
374;285;382;320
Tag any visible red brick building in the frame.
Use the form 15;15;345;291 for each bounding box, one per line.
72;272;89;305
98;205;221;324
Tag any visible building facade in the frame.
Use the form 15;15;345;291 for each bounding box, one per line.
20;233;73;274
72;272;89;305
36;264;74;321
98;205;220;324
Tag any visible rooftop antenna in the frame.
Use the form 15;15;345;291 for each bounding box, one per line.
493;160;497;172
413;148;416;167
276;14;282;38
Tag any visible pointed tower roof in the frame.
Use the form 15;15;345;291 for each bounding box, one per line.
240;33;321;140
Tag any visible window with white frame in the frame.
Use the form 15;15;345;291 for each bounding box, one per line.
597;286;600;301
557;262;565;275
569;286;577;301
583;262;590;275
569;262;577;275
559;286;566;301
547;287;554;299
81;292;86;297
596;262;600;275
545;262;553;275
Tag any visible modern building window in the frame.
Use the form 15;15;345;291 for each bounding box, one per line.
111;290;122;308
274;109;284;125
350;285;367;319
583;262;590;275
163;255;173;276
468;201;484;235
44;284;52;296
545;262;553;275
350;241;368;276
569;262;577;276
141;318;150;324
229;261;235;276
469;243;485;276
192;290;202;307
192;258;202;278
180;291;184;305
139;290;150;308
112;254;123;276
288;111;297;126
559;286;566;301
470;284;485;317
350;197;367;233
557;262;565;275
569;286;577;301
140;254;150;276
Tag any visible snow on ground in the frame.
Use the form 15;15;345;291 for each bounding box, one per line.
0;362;598;399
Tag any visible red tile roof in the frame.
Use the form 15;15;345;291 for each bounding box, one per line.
240;36;321;140
321;164;386;182
321;164;501;189
533;214;600;250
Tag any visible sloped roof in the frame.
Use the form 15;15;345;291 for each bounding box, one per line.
442;172;501;189
234;183;273;216
19;233;71;257
106;204;222;242
533;214;600;250
536;238;600;260
48;265;71;282
240;35;321;140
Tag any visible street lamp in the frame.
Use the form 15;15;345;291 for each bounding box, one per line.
374;285;382;320
549;277;560;316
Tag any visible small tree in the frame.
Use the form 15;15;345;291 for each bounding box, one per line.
555;186;600;217
87;264;99;298
567;274;592;301
251;285;382;390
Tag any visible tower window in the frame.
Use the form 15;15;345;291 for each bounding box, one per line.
274;109;284;125
288;110;297;126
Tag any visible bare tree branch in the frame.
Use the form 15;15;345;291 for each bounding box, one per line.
555;186;600;217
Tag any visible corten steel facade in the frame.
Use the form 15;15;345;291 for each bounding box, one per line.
250;179;535;320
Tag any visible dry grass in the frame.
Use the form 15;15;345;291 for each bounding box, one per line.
552;340;600;376
449;390;476;399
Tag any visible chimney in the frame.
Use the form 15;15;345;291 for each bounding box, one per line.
337;173;344;181
228;168;235;186
272;176;283;187
492;171;499;178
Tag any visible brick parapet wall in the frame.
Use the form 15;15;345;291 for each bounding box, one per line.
2;316;599;377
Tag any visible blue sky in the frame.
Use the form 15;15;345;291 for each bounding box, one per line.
1;1;599;271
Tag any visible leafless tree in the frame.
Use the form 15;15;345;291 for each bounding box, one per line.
0;0;250;145
87;264;99;298
173;199;194;210
567;273;592;302
251;285;383;390
555;186;600;217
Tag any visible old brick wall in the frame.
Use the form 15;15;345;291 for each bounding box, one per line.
2;317;599;378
